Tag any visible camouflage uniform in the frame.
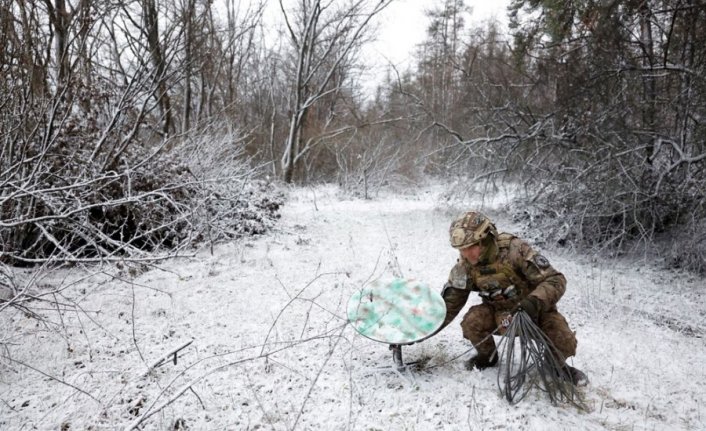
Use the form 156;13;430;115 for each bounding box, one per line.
442;212;578;365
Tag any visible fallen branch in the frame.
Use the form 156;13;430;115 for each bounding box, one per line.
143;339;195;376
124;324;347;431
1;355;101;404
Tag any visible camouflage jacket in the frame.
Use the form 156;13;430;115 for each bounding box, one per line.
440;233;567;328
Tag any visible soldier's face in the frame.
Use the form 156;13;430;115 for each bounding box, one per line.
460;244;482;265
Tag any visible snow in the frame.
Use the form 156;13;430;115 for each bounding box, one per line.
1;182;705;430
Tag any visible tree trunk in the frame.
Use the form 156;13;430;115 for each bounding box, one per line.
53;0;70;85
638;0;656;164
182;0;195;133
143;0;173;136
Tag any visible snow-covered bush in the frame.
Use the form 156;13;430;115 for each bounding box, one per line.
0;116;282;266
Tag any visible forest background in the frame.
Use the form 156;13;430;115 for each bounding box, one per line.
2;0;705;346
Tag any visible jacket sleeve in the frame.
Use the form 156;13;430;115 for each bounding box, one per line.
437;260;471;330
511;238;566;310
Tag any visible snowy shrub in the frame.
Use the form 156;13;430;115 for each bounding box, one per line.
502;127;706;273
0;114;282;265
177;131;284;243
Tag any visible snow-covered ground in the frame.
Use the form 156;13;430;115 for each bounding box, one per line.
1;183;705;430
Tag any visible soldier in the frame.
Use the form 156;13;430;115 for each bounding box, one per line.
440;210;588;386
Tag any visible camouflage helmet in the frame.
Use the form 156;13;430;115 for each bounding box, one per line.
449;211;497;249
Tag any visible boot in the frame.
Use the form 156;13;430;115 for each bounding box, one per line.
562;365;589;387
465;353;498;371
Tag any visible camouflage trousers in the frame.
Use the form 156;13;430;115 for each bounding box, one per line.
460;302;577;364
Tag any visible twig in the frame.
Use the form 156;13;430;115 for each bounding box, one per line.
143;339;195;376
0;397;17;412
189;387;206;409
131;283;147;366
1;355;101;404
380;217;403;278
260;272;344;356
124;325;347;431
245;368;281;430
292;324;347;430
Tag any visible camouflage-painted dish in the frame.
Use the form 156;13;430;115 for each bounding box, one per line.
347;278;446;345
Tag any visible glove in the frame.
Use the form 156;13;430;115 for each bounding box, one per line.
517;296;543;323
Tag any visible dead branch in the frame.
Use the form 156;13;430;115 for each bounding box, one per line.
143;339;195;376
0;355;101;404
124;324;348;431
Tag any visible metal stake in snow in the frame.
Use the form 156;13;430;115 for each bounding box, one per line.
347;278;446;370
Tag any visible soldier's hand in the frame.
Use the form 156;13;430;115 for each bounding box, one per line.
516;296;543;323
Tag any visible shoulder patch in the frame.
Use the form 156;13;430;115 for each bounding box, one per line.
448;261;469;289
532;254;550;269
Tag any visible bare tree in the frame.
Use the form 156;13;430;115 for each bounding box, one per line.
142;0;174;135
0;0;278;267
278;0;393;183
181;0;196;133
